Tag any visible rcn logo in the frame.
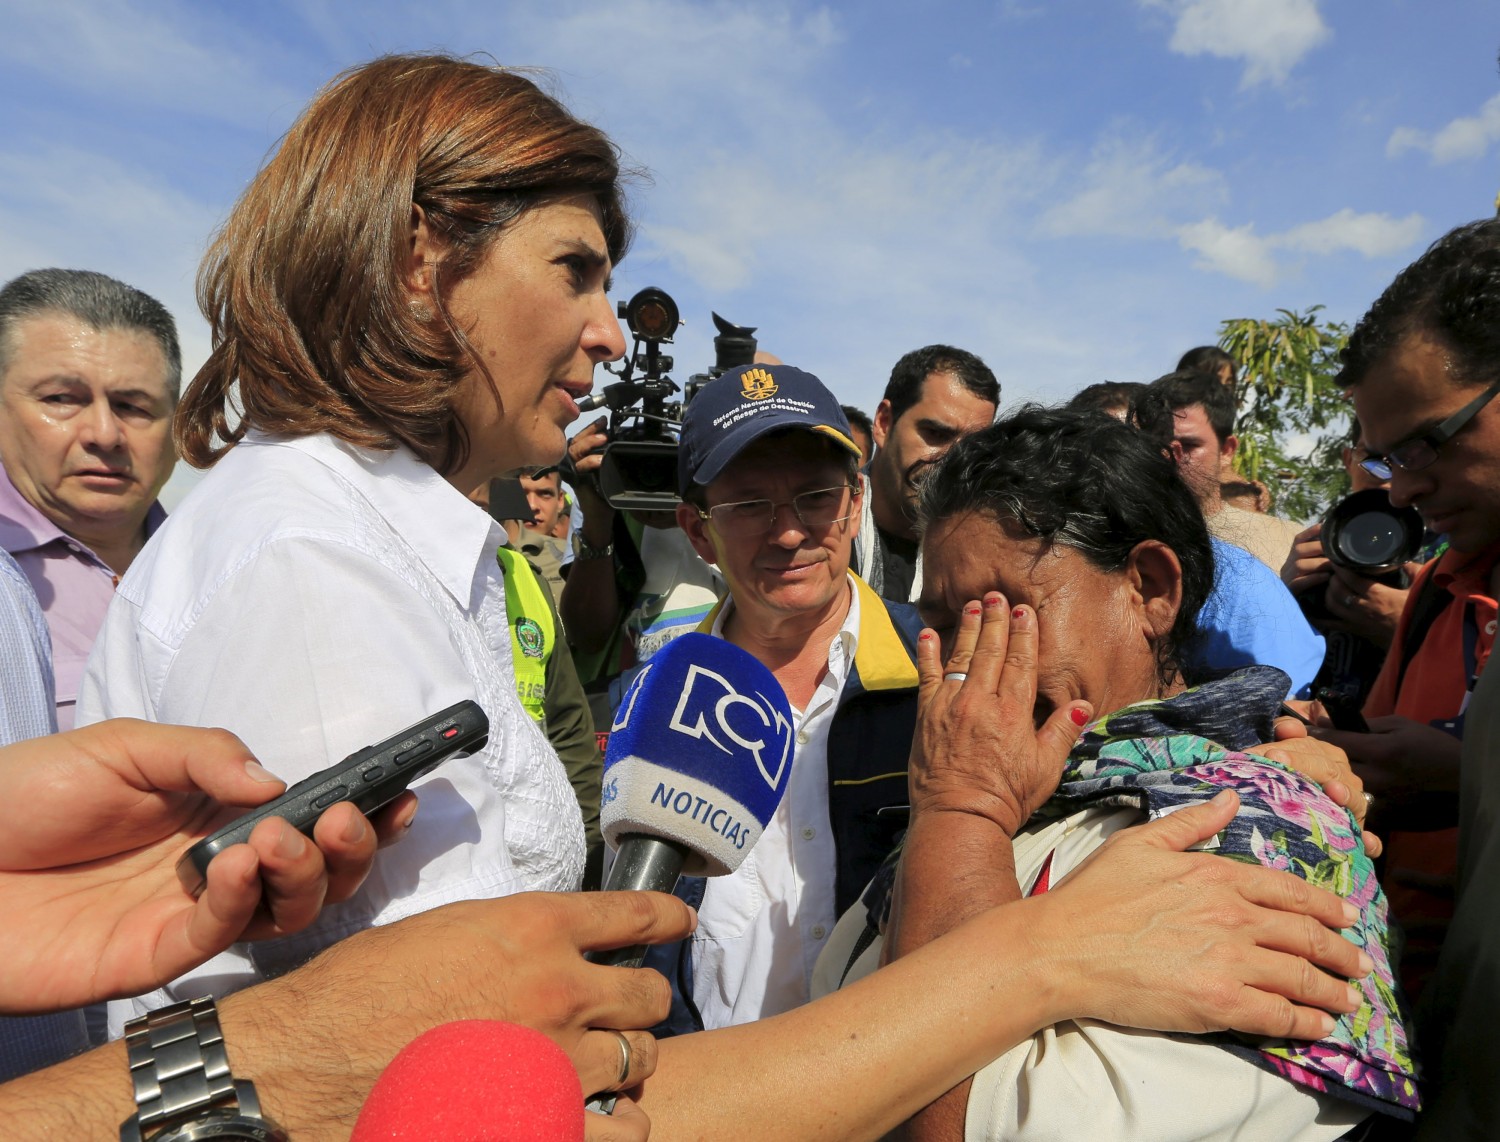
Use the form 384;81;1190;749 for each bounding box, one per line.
612;663;792;791
668;666;793;791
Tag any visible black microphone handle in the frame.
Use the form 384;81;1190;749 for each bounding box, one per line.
586;835;690;969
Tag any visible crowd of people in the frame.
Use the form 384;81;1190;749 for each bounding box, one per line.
0;50;1495;1141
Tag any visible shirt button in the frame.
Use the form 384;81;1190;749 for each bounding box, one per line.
796;731;809;745
801;826;816;840
811;925;827;940
1487;620;1497;636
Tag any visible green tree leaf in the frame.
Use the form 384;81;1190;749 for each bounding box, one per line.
1219;307;1352;522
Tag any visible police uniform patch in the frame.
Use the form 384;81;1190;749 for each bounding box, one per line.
516;616;546;659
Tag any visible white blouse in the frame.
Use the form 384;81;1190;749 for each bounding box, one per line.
80;431;584;1031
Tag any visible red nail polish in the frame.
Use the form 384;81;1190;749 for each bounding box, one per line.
1070;707;1089;726
919;630;934;642
1011;606;1025;619
983;596;1001;609
964;605;981;616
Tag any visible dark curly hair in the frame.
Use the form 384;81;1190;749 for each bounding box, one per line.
1340;218;1500;391
882;344;999;424
917;405;1215;685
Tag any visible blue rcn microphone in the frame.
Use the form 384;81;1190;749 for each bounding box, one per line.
593;632;794;966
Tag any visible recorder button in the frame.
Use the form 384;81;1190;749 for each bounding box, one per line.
360;766;384;783
395;741;433;767
313;786;348;809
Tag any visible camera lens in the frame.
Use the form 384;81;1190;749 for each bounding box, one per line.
1319;488;1423;574
1333;510;1406;567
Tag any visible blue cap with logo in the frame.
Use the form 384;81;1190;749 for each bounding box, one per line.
677;363;862;495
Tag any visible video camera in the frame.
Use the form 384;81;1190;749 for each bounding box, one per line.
568;287;757;512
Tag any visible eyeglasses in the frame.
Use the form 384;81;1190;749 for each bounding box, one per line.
1361;380;1500;480
698;484;858;538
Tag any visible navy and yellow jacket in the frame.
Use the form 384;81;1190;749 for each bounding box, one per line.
624;574;922;1035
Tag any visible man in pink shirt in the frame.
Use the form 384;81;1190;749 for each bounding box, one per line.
0;269;177;730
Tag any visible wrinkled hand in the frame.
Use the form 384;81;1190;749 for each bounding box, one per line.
1253;716;1381;857
911;593;1091;837
254;891;696;1142
1035;789;1370;1041
1312;715;1463;806
0;719;413;1013
1318;566;1411;647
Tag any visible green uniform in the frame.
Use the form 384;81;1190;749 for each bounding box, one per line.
497;544;605;887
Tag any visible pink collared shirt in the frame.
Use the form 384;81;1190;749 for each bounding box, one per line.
0;462;164;730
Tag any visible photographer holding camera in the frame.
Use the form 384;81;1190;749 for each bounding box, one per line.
560;293;759;687
1281;420;1440;657
560;415;722;685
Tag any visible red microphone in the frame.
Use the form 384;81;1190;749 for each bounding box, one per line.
351;1020;584;1141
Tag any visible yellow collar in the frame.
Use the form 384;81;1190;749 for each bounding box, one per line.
694;573;916;692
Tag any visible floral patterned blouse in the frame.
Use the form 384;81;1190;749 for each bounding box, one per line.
860;665;1420;1120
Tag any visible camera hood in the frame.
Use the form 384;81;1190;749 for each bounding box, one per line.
1319;488;1424;575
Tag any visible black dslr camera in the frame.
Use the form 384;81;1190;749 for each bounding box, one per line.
1294;488;1424;730
1296;488;1424;629
570;287;757;512
1317;488;1424;579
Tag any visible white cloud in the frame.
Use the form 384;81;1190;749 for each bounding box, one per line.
0;144;217;354
1177;209;1424;287
1038;133;1226;239
1177;219;1282;287
1276;208;1425;258
1387;93;1500;165
0;0;300;128
1143;0;1331;87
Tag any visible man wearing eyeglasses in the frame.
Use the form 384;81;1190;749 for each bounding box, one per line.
1311;219;1500;1139
640;363;922;1033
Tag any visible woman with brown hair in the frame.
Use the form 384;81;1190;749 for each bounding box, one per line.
78;52;626;1026
62;54;1384;1140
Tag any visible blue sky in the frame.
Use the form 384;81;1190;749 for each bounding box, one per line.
1;0;1496;504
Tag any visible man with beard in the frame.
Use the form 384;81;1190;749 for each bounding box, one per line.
853;345;998;602
1306;218;1500;1138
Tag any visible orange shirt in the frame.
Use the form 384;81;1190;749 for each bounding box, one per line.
1364;541;1499;1005
1366;542;1499;725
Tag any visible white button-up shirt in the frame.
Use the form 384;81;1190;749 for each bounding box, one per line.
79;431;584;1032
690;578;857;1029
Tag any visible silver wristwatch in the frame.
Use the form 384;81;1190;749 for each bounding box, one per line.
571;532;615;561
119;997;288;1141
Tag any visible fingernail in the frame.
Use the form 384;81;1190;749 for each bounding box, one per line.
1356;951;1374;975
1316;1012;1335;1037
983;596;1001;609
1345;983;1363;1008
275;822;306;859
1210;789;1235;805
1011;606;1026;620
343;813;368;844
1070;707;1088;726
964;605;981;616
244;760;278;783
1341;902;1359;926
919;630;934;641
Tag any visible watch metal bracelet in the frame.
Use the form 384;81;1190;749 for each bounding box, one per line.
573;533;614;561
124;997;240;1135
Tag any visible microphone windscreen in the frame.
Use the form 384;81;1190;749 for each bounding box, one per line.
601;632;795;876
351;1020;583;1142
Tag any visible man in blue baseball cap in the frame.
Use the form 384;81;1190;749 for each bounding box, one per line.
642;363;923;1033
